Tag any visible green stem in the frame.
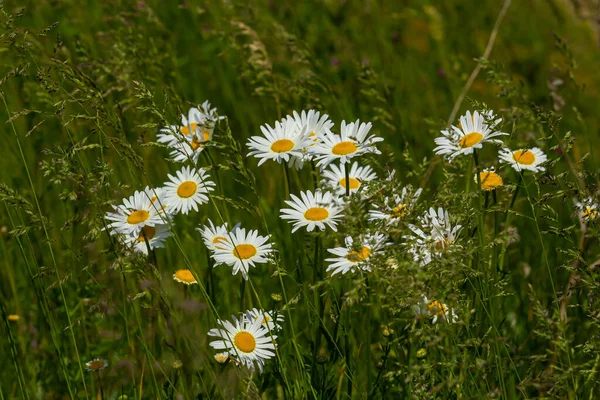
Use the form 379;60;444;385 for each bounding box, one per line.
497;173;524;271
344;163;350;197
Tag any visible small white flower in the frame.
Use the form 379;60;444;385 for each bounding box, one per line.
368;186;423;226
163;166;215;215
434;110;508;160
499;147;547;173
246;118;311;169
105;190;166;236
574;196;599;223
208;312;277;372
325;234;388;276
211;228;273;280
158;102;224;147
311;119;383;169
122;224;172;254
243;308;284;332
413;296;458;324
85;358;108;372
197;219;230;252
280;190;344;233
286;109;334;142
321;162;377;195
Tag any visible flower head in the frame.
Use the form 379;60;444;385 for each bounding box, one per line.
197;219;230;252
173;269;198;285
211;228;273;280
434;110;507;160
499;147;547;173
280;190;344;233
574;196;599;223
368;186;423;226
163;166;215;215
326;234;388;276
105;190;167;236
321;162;377;195
122;224;172;254
476;169;503;191
85;358;109;372
243;308;284;332
208;312;277;372
413;296;458;324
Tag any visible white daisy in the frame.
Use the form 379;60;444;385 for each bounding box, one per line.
158;102;224;147
208;312;277;372
321;162;377;195
434;110;508;160
123;224;171;254
105;190;166;236
499;147;547;173
246;118;311;169
326;234;388;276
243;308;284;332
368;186;423;226
574;196;599;222
85;358;108;372
163;166;215;215
197;219;230;252
287;109;334;142
143;186;171;215
406;207;463;266
280;190;344;233
311;119;383;168
211;228;273;280
413;296;458;324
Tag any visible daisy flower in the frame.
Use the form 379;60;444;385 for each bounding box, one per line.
214;352;230;364
321;162;377;195
158;102;224;147
499;147;547;173
574;196;599;222
287;109;334;142
475;168;503;191
163;166;215;215
143;186;171;215
413;296;458;324
208;312;277;372
311;119;383;168
197;219;230;252
105;190;166;236
173;269;198;285
326;234;388;276
368;186;423;226
243;308;284;332
85;359;108;372
434;110;508;160
280;190;344;233
211;228;273;280
246;118;311;169
406;207;463;266
123;224;172;254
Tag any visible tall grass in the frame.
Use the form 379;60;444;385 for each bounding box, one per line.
1;0;600;398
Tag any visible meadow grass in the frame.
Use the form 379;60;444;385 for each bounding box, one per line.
1;0;600;398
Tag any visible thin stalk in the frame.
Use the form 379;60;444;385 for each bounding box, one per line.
283;163;292;199
344;163;350;197
310;235;323;386
497;173;523;271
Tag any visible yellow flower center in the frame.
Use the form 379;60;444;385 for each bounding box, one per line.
87;360;106;370
136;225;156;242
270;139;295;153
304;207;329;221
214;353;229;363
339;177;360;190
181;122;198;136
309;131;316;138
512;149;535;165
479;171;503;191
434;238;452;251
173;269;197;284
234;331;256;353
7;314;19;322
177;181;198;198
390;204;407;219
458;132;483;148
233;244;257;260
190;136;203;151
201;131;211;142
583;207;598;220
332;141;358;155
346;246;371;263
427;300;448;316
127;210;150;225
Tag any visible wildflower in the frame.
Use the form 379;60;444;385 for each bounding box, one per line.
368;186;423;226
197;219;230;252
173;269;198;285
325;234;388;276
416;348;427;358
158;102;224;148
143;186;170;214
476;169;503;191
208;312;277;372
271;293;282;302
243;308;284;332
287;109;334;142
214;352;230;364
321;162;377;195
246;118;311;169
7;314;20;322
407;207;462;266
413;296;458;324
163;166;215;215
123;224;172;254
499;147;547;173
211;228;273;280
434;110;507;160
311;119;383;168
85;358;109;372
280;190;344;233
105;190;167;236
574;196;599;222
